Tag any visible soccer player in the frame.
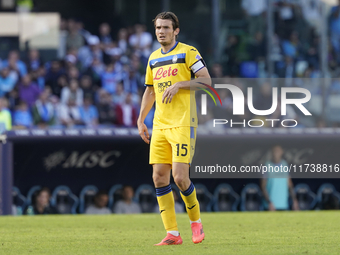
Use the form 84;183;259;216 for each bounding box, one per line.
137;12;210;245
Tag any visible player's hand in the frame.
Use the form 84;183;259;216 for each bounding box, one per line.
137;121;150;144
292;199;299;211
162;83;179;104
268;202;276;211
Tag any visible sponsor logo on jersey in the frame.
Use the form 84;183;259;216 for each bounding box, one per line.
154;67;178;80
158;81;172;93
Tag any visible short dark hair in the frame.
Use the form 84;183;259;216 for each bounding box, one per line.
153;11;180;30
37;187;51;197
95;190;108;198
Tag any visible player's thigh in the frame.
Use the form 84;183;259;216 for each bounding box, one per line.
166;127;196;164
150;129;172;165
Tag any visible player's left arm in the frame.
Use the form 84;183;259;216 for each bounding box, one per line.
162;48;211;104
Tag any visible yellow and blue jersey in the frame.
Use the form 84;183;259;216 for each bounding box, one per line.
145;41;206;130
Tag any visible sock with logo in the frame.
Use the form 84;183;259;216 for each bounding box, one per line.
156;184;178;232
180;182;200;222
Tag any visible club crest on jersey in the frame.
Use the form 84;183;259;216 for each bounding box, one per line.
172;55;178;64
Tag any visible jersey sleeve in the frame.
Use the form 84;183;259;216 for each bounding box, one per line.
186;46;206;74
145;58;154;87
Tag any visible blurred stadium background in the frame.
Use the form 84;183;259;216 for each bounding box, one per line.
0;0;340;219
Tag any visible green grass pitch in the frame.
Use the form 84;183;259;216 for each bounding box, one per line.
0;211;339;255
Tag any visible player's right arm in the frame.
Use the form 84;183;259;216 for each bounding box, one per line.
137;86;155;144
138;56;156;144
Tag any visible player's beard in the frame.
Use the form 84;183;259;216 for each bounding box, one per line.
159;33;175;46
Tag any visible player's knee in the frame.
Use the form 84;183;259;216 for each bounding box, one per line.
152;173;168;187
174;175;186;189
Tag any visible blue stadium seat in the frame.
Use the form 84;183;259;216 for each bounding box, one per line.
195;184;213;212
12;186;26;212
213;184;240;212
294;183;317;210
134;184;156;213
79;185;98;213
240;184;263;211
25;185;42;208
317;183;340;210
108;184;123;210
240;61;258;78
51;186;79;214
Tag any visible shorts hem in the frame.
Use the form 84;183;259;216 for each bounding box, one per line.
150;162;172;165
152;125;196;130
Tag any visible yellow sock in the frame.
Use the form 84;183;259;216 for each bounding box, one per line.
180;182;200;222
156;185;178;231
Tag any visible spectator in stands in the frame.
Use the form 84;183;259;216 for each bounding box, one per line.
99;23;113;46
67;66;80;80
97;89;117;125
224;35;240;76
85;190;112;214
0;67;18;97
26;49;42;72
260;145;299;211
84;58;105;85
241;0;267;37
7;87;19;112
113;185;141;214
210;63;224;78
79;97;98;127
103;42;124;65
129;24;152;65
50;74;67;99
118;28;129;54
66;18;85;51
330;1;340;63
13;101;33;128
281;31;303;60
30;65;46;91
76;20;92;42
61;79;83;106
78;35;103;70
101;63;119;94
58;18;68;59
305;36;320;69
58;98;84;127
276;1;298;39
116;93;138;127
112;82;126;105
24;187;58;215
80;75;95;101
0;97;12;132
64;53;78;70
45;60;65;93
32;89;56;127
300;0;321;34
18;74;40;108
2;50;27;77
248;32;266;61
123;67;141;95
276;56;296;85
